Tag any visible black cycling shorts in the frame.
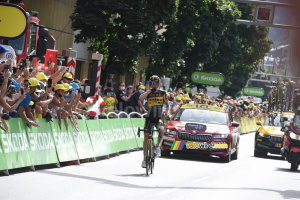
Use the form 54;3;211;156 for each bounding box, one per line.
144;117;163;132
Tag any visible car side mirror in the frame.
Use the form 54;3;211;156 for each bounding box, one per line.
231;122;239;127
256;121;262;126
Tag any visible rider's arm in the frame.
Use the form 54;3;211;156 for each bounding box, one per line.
139;90;151;101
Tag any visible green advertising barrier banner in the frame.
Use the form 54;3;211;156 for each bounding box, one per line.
100;119;120;154
0;118;32;169
50;119;78;162
72;120;95;159
108;118;129;152
120;118;138;150
0;139;8;171
130;118;145;148
27;119;58;166
86;120;111;157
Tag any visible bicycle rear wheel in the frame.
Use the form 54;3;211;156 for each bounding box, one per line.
146;140;152;176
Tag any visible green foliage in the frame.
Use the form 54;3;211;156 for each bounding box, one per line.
71;0;176;74
71;0;272;97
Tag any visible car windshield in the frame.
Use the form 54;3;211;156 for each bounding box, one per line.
173;109;227;125
264;116;281;127
7;34;26;55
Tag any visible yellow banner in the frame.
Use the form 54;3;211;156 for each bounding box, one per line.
0;3;28;39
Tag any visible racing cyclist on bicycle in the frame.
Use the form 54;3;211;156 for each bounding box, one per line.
139;75;169;168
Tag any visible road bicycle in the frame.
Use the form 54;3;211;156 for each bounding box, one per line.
137;123;159;176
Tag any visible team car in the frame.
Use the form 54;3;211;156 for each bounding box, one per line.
161;104;240;162
254;112;295;157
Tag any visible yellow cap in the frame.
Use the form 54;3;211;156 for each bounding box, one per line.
184;94;189;97
63;72;73;80
176;97;182;101
178;94;183;98
138;85;146;90
167;93;170;97
29;101;34;106
63;83;72;92
35;72;48;81
237;102;241;106
28;78;39;87
54;84;65;91
223;100;227;103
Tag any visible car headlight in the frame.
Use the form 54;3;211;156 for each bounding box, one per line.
258;132;269;138
290;132;300;140
165;129;177;135
212;134;228;139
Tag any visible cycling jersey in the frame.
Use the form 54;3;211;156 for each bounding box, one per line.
146;90;167;119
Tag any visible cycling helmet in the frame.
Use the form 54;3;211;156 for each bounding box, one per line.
150;75;160;82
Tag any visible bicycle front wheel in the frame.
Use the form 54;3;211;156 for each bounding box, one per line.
146;140;152;176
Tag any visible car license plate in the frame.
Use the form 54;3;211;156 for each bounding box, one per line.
275;143;282;148
185;141;205;150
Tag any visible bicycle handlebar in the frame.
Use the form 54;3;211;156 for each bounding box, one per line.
137;127;159;138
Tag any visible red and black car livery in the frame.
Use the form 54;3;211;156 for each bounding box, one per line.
161;104;240;162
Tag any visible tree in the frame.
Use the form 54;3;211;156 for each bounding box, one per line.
70;0;176;78
147;0;241;84
203;4;273;97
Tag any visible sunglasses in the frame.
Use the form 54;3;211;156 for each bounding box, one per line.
150;82;157;85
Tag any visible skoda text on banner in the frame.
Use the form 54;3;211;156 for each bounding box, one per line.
130;118;146;148
0;119;32;169
72;120;95;160
100;119;120;155
0;135;8;171
27;119;59;166
120;118;139;150
86;120;111;157
109;118;130;152
50;119;79;162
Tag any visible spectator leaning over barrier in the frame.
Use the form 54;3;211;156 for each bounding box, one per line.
63;83;80;131
0;73;26;132
17;78;40;127
49;84;74;130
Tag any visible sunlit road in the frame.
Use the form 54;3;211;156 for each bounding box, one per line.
0;133;299;200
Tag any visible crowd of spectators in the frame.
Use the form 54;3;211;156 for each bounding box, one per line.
0;44;269;133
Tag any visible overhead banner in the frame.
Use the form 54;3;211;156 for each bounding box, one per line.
130;118;146;148
120;118;138;150
0;119;32;169
27;119;58;166
72;120;95;159
243;87;265;97
86;120;111;157
0;3;28;39
191;72;224;86
50;120;78;162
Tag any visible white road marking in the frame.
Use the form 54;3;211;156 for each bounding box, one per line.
193;176;210;183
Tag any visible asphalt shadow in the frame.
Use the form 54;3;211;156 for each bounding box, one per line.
38;170;300;199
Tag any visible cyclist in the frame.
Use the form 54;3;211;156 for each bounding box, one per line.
139;75;169;168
